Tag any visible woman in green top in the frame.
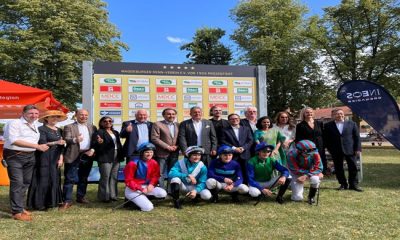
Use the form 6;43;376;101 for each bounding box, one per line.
253;116;286;165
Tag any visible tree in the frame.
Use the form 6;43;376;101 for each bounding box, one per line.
180;27;232;65
306;0;400;98
0;0;128;109
231;0;336;116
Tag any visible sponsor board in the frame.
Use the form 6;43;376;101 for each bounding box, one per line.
234;88;253;94
128;78;149;85
156;103;176;108
234;95;253;101
209;103;228;108
100;102;122;108
182;79;203;85
156;87;176;93
156;79;176;85
129;94;150;101
156;94;177;101
234;103;253;109
100;86;121;92
233;80;253;87
128;110;137;117
209;88;228;94
183;102;201;108
128;86;149;93
209;95;228;101
234;110;246;116
183;95;202;101
99;110;122;116
100;77;121;85
99;93;122;101
129;102;150;109
208;80;228;86
110;117;122;125
183;87;202;94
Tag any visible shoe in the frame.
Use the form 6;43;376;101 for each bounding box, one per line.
59;202;72;210
276;196;284;204
173;199;182;209
12;213;32;221
231;193;240;203
76;198;90;204
22;209;32;216
337;185;348;191
349;185;363;192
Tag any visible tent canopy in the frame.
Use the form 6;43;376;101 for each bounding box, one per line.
0;79;68;118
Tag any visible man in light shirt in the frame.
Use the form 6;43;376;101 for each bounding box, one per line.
60;109;97;209
178;107;217;166
3;105;49;221
324;109;362;192
120;109;153;162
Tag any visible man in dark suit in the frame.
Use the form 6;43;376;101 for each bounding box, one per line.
151;108;179;188
324;109;362;192
221;113;254;183
120;109;153;162
60;109;97;209
178;106;217;165
240;106;258;133
209;106;230;146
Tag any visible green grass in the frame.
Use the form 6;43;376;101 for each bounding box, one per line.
1;149;399;239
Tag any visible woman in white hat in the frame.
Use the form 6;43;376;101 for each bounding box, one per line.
27;110;67;210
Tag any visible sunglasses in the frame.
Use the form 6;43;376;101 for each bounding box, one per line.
103;120;113;123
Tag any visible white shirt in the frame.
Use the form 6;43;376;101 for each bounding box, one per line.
273;125;295;141
3;117;40;152
232;125;240;141
78;123;91;151
164;120;175;138
192;119;202;146
335;121;344;134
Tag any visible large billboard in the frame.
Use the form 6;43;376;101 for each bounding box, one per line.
83;61;266;129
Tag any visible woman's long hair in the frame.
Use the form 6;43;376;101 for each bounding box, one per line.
256;116;273;130
275;111;296;130
98;116;114;131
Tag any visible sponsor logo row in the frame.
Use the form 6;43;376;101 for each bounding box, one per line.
100;78;254;87
99;93;253;102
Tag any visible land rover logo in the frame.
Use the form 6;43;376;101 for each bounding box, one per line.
132;87;145;92
160;80;172;84
104;78;117;83
187;88;198;93
237;88;249;93
212;80;223;85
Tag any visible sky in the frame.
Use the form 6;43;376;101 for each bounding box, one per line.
104;0;340;64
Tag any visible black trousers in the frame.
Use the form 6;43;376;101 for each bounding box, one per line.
332;152;359;187
3;149;35;214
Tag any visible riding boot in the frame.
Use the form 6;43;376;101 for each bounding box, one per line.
231;192;239;203
276;178;291;204
170;183;182;209
308;187;318;205
210;188;219;203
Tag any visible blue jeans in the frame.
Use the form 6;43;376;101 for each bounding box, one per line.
63;154;93;203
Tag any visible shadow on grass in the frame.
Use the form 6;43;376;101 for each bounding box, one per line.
362;162;400;189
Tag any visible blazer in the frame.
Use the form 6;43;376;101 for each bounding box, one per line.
63;122;97;164
295;120;324;152
93;129;123;163
178;119;217;155
323;120;361;156
221;126;254;160
151;120;179;158
120;120;153;157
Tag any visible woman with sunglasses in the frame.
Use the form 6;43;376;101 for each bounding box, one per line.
273;111;296;150
93;116;123;202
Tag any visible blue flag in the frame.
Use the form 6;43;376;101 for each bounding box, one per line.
337;80;400;150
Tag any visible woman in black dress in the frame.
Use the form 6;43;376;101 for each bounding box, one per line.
27;110;67;210
295;107;328;174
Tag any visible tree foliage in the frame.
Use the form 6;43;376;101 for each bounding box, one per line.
231;0;336;116
0;0;128;109
306;0;400;98
180;27;232;65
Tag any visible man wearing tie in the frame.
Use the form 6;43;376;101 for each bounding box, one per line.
324;109;362;192
151;108;179;188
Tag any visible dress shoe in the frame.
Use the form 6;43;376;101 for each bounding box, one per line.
276;196;284;204
76;198;90;204
349;185;363;192
12;213;32;221
337;185;348;191
59;202;72;210
23;209;32;216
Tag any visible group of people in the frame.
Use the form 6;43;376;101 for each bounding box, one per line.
2;104;362;220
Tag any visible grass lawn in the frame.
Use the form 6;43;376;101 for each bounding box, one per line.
0;149;399;240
